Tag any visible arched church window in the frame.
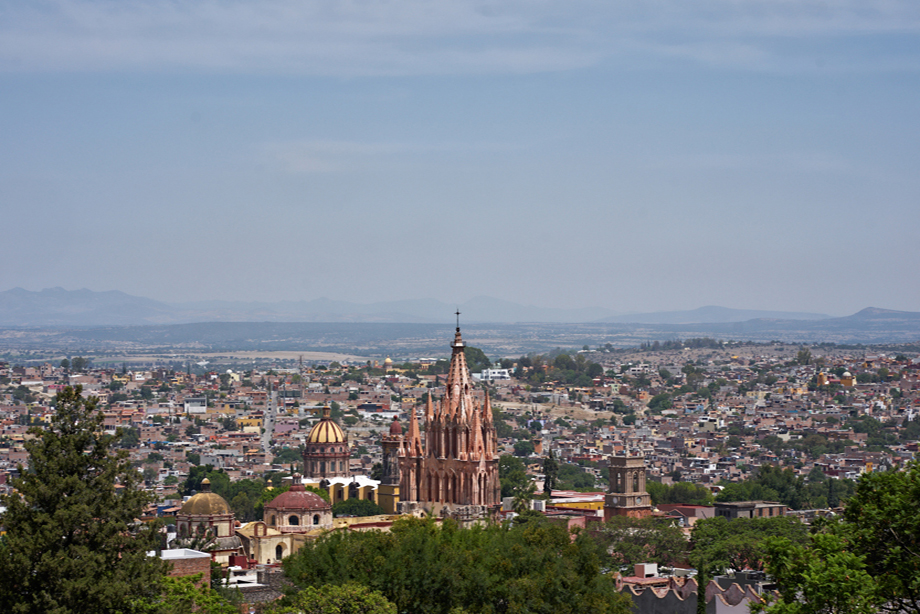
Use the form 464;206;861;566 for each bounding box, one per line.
289;515;299;525
276;544;284;561
313;514;320;525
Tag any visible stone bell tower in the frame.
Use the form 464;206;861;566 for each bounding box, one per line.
604;449;652;521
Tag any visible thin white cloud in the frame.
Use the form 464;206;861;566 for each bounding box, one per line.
1;0;919;74
264;138;523;173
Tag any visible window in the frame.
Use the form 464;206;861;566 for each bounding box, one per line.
276;544;284;560
289;515;299;526
313;514;320;525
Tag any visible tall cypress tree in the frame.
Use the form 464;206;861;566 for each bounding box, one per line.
0;386;167;613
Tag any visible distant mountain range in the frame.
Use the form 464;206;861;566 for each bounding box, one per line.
0;288;622;326
0;288;917;346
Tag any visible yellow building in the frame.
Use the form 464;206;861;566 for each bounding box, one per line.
236;416;263;429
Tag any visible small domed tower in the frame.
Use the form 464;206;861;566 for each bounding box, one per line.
303;406;350;479
264;474;332;533
176;478;234;538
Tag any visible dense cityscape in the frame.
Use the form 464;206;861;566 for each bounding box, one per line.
2;327;918;612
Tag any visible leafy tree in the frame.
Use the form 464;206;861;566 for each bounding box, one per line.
647;393;672;411
463;346;492;374
231;491;256;522
839;462;920;613
543;450;559;494
755;533;880;614
717;465;855;510
600;516;688;569
268;582;397;614
647;481;713;506
283;516;631;614
555;463;596;491
499;454;528;498
274;446;304;464
513;440;535;457
332;498;386;517
689;515;808;574
0;386;166;613
148;573;239;614
511;480;537;515
795;348;813;366
117;426;141;448
142;465;159;484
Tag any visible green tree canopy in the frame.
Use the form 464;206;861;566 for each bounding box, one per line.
716;464;855;510
543;450;559;494
464;346;492;374
838;462;920;613
0;386;166;613
268;583;396;614
647;481;713;506
600;516;688;569
756;532;879;614
499;454;528;498
332;498;386;518
282;516;631;614
689;515;808;574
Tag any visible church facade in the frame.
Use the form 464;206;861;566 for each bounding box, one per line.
398;326;501;512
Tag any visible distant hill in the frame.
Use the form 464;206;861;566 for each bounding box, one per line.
0;288;620;326
0;287;181;327
597;305;830;325
842;307;920;321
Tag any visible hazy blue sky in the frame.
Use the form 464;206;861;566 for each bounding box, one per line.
2;0;919;316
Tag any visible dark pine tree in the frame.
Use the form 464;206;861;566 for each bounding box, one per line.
0;386;167;613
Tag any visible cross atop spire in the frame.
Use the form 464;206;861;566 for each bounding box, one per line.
455;309;461;332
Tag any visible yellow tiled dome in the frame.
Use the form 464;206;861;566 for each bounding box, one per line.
307;406;346;444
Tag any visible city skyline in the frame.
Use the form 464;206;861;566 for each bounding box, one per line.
2;0;919;316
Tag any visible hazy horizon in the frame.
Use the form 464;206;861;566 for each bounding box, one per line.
3;1;919;317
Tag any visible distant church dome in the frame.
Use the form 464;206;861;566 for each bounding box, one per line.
303;407;350;479
308;406;346;444
264;475;332;533
180;478;230;515
389;416;403;436
176;477;235;539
